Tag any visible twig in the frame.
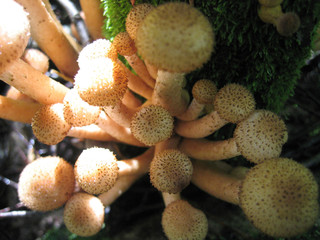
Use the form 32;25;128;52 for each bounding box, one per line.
0;175;18;189
0;210;38;218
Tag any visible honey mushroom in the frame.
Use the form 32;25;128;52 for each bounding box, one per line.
175;83;256;138
179;110;288;163
191;158;319;238
135;2;215;116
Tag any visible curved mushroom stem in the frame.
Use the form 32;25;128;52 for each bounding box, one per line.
0;59;69;104
152;70;189;116
96;111;146;147
16;0;80;77
179;138;240;161
192;160;242;205
176;98;206;121
79;0;105;40
122;89;143;108
67;124;118;142
175;110;228;138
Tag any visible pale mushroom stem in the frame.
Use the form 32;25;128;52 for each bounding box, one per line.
176;98;206;121
96;111;146;147
179;138;240;161
144;60;158;79
175;110;228;138
16;0;80;77
162;192;181;206
67;124;118;142
79;0;105;40
0;95;41;124
0;59;69;105
192;160;242;205
152;70;189;116
117;60;153;100
122;89;142;108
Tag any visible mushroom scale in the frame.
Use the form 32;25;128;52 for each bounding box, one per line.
162;199;208;240
74;147;119;195
63;192;105;237
18;156;75;212
136;2;214;73
150;149;193;194
240;158;319;238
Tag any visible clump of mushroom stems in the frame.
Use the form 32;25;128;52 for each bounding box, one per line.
0;1;318;239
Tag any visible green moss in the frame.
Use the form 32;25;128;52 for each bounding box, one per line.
101;0;320;113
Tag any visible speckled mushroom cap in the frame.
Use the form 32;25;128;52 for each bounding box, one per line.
150;149;193;194
77;39;117;67
276;12;301;37
74;147;119;195
136;2;214;73
0;0;30;74
75;58;128;107
234;110;288;164
192;79;217;105
162;199;208;240
214;83;256;123
63;88;101;127
63;192;105;237
240;158;319;238
113;32;137;56
125;3;155;41
130;105;174;146
18;156;75;212
32;103;71;145
258;0;283;7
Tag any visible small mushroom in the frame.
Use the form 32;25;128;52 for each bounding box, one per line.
18;156;75;211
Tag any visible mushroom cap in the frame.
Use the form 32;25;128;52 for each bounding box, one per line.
276;12;301;37
74;147;119;195
258;0;283;7
162;199;208;240
77;39;117;68
234;110;288;163
18;156;75;212
240;158;319;238
75;58;128;106
192;79;217;105
150;149;193;194
136;2;214;73
113;32;137;56
63;192;105;237
130;105;174;146
214;83;256;123
32;103;71;145
63;88;101;127
0;0;30;74
125;3;155;41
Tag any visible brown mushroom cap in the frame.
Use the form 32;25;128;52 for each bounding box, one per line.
214;83;256;124
276;12;301;37
75;58;128;106
150;149;193;194
136;2;214;73
125;3;155;41
74;147;119;195
18;156;75;212
234;110;288;163
32;103;71;145
63;192;105;237
0;0;30;74
192;79;217;105
113;32;137;56
63;88;101;127
162;199;208;240
240;158;319;238
130;105;174;146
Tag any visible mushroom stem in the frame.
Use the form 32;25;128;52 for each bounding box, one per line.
152;70;189;116
176;99;206;121
67;124;118;142
0;95;41;124
179;138;240;161
192;160;242;205
16;0;80;77
0;59;69;104
122;89;142;108
175;110;228;138
96;111;146;147
79;0;105;40
162;192;181;206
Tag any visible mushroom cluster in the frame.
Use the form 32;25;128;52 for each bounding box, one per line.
0;0;318;239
